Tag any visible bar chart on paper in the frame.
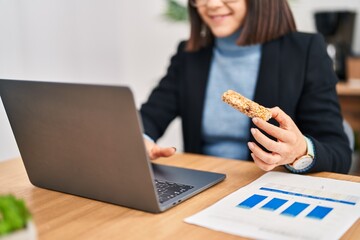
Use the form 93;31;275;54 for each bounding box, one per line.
185;172;360;240
236;183;358;221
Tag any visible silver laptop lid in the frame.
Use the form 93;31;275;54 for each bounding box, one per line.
0;79;162;212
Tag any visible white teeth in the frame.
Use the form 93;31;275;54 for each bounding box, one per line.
212;15;224;19
211;14;229;19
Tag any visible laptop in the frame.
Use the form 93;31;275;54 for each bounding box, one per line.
0;79;225;213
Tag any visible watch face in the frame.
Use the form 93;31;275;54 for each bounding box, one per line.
293;156;314;170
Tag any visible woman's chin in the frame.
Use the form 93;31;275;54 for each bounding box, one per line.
211;29;238;38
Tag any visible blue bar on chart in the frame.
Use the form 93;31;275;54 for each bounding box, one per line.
237;194;267;209
306;206;333;220
261;198;288;211
280;202;310;217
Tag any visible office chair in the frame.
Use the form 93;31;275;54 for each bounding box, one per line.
343;119;355;151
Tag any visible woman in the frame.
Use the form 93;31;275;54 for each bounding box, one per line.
140;0;351;173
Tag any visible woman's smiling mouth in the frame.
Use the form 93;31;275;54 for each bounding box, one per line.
209;13;232;23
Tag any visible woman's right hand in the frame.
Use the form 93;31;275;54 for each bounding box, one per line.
144;138;176;160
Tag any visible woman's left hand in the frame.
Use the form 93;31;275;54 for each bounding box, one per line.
248;107;307;171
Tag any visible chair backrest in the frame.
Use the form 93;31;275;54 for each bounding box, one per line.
343;119;355;151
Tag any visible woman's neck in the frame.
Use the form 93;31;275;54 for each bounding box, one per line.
215;28;259;54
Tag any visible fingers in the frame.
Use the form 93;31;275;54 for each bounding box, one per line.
144;138;176;160
249;106;308;170
250;126;299;166
252;117;290;143
150;145;176;160
270;106;291;128
248;142;281;165
250;127;280;153
250;151;278;171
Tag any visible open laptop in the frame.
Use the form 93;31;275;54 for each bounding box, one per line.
0;79;225;213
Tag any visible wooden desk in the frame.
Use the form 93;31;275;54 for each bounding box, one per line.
337;82;360;132
1;154;360;240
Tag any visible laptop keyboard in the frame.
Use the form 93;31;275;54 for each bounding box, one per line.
155;179;194;204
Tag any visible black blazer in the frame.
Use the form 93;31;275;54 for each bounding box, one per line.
140;32;351;174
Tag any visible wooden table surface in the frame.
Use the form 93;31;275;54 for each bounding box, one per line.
337;81;360;96
336;82;360;132
1;153;360;240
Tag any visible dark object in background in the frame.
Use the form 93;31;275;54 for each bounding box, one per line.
315;11;356;81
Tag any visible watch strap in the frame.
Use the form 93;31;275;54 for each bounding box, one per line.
285;136;315;173
305;136;315;158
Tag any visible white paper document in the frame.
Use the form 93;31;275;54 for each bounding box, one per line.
185;172;360;240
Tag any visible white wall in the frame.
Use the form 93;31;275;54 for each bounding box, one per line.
0;0;359;161
0;0;188;161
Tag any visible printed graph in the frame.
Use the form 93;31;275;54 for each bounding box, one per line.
185;172;360;240
236;183;359;220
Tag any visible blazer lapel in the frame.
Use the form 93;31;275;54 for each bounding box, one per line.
248;39;281;158
254;39;280;110
185;47;213;153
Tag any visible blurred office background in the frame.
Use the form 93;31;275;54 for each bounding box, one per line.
0;0;359;168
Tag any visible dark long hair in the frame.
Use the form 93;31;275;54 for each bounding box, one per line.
186;0;297;51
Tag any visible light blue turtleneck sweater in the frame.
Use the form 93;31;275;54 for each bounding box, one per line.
202;31;262;160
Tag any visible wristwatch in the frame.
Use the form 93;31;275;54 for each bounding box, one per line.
285;136;315;173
